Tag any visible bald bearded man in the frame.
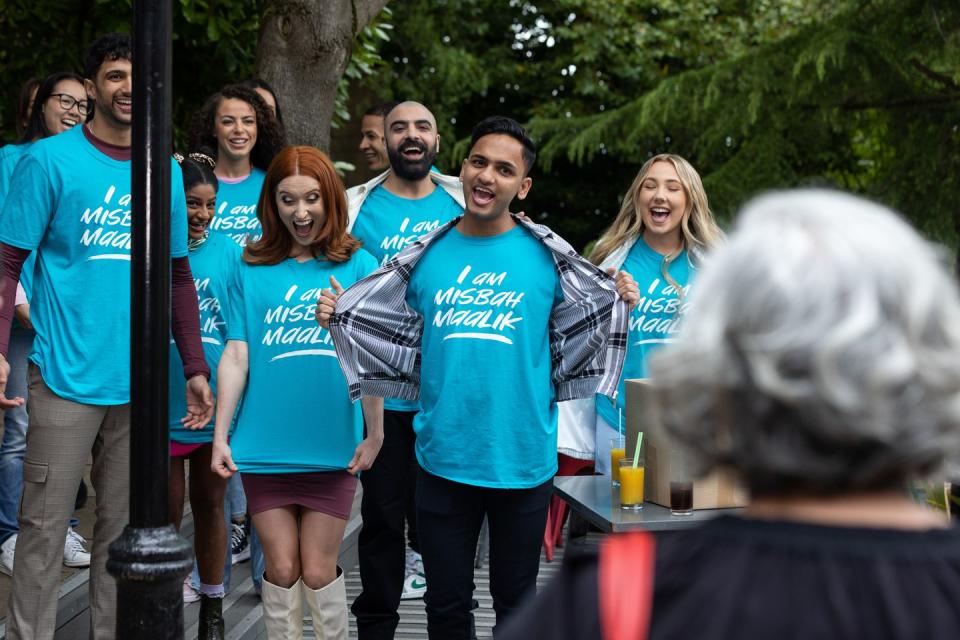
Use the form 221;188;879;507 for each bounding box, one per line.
346;101;466;639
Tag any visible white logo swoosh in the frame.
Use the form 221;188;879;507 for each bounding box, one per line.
443;332;513;345
269;349;338;362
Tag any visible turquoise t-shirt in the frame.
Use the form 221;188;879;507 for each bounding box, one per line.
208;168;265;247
0;125;189;405
596;237;694;430
406;225;563;488
227;250;379;473
352;183;464;412
169;233;241;443
0;142;37;301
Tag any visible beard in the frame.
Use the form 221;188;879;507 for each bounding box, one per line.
95;93;131;128
387;138;437;181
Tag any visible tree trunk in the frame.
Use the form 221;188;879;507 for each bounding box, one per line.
255;0;390;151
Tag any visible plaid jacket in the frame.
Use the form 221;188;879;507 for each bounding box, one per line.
328;214;629;404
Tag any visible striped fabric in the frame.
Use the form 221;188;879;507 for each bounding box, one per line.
328;214;629;404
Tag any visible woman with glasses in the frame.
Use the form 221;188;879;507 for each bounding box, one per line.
0;70;92;578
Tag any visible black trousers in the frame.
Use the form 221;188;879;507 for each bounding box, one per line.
352;409;421;639
417;467;552;639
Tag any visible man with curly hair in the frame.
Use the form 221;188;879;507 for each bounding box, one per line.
0;33;213;639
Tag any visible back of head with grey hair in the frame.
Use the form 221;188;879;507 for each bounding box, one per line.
648;189;960;496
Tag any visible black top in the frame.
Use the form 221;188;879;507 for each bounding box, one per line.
499;515;960;640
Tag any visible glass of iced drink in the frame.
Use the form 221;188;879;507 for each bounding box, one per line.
670;481;694;516
618;459;645;510
610;435;626;486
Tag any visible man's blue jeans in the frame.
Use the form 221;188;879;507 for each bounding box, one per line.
0;326;33;545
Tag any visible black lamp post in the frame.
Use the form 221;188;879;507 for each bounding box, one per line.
106;0;193;636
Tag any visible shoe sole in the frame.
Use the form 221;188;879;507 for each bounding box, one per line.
63;560;91;568
400;590;426;600
231;549;250;565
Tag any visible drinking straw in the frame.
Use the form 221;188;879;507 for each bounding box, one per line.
632;432;644;467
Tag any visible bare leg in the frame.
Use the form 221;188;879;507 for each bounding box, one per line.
169;455;186;531
299;510;348;589
188;444;227;585
252;506;302;587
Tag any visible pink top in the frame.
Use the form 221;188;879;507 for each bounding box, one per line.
14;282;26;306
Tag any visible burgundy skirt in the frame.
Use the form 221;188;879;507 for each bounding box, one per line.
241;471;357;520
170;441;206;458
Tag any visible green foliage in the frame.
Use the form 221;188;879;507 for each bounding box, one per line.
0;0;263;146
0;0;390;150
333;6;394;129
360;0;960;251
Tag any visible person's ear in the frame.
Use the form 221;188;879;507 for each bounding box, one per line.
516;176;533;200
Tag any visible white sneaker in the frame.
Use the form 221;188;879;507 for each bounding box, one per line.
63;528;91;568
1;534;16;576
183;576;201;603
401;550;426;600
400;571;426;600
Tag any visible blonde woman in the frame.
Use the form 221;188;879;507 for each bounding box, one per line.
558;155;723;473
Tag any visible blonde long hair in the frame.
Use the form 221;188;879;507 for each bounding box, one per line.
591;155;723;285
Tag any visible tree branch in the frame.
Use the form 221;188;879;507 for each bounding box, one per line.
909;58;959;90
799;93;960;112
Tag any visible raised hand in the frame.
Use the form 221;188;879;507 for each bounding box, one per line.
315;275;344;328
607;267;640;310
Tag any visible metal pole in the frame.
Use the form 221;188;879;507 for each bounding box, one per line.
107;0;192;636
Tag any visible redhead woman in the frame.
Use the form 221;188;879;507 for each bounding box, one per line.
211;146;383;639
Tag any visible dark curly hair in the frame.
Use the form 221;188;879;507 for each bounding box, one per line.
84;33;131;80
187;84;286;172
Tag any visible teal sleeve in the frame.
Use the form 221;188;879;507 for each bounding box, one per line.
0;154;55;251
219;246;243;336
170;163;189;258
225;263;247;342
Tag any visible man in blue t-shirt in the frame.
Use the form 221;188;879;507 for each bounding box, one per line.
357;101;396;173
0;34;213;640
347;101;465;637
320;117;637;639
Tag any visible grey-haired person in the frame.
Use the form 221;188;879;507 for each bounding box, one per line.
501;189;960;640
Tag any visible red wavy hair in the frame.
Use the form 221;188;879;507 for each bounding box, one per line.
244;145;361;265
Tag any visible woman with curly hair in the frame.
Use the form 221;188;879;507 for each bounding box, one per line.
188;84;286;247
211;146;383;639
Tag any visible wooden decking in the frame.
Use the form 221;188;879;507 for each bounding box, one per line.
0;487;574;639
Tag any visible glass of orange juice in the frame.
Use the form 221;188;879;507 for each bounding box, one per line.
610;435;626;486
619;458;645;510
